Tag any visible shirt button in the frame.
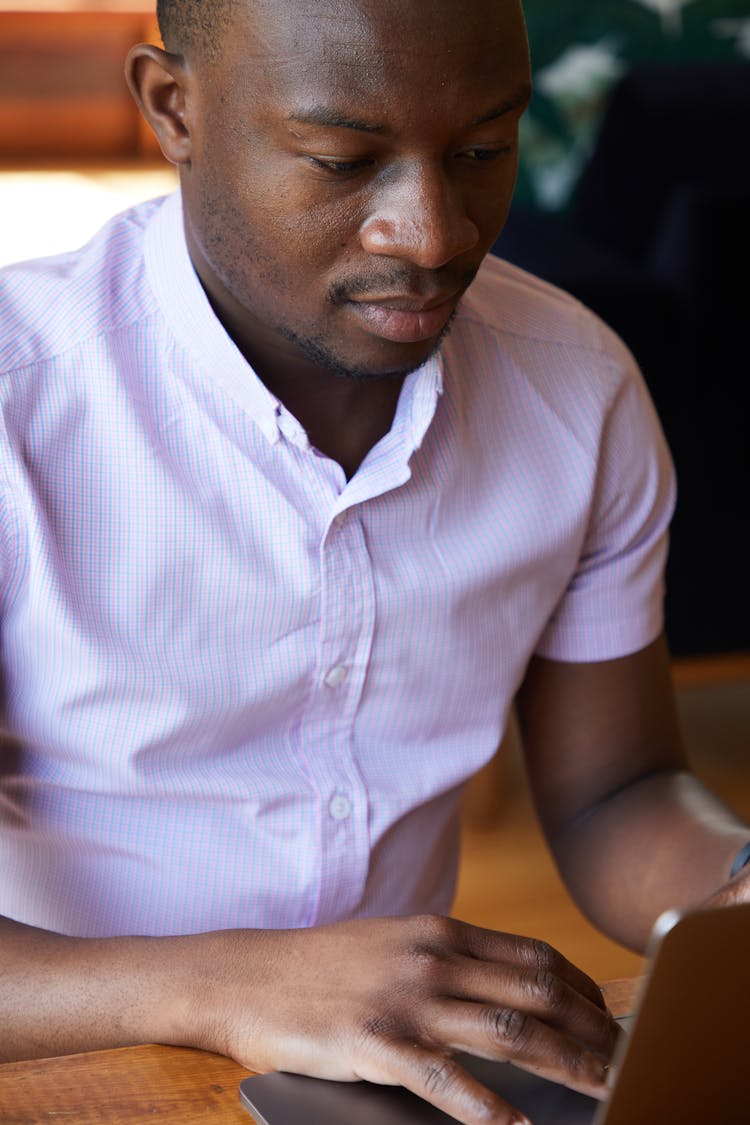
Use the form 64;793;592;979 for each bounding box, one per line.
329;794;352;821
333;511;348;529
324;664;348;688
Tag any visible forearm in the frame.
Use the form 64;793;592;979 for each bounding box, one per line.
550;768;749;951
0;915;222;1062
516;638;750;953
0;912;621;1124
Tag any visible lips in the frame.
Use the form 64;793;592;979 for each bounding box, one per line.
346;292;460;344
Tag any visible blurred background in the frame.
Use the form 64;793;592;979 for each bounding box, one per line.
0;0;175;264
1;0;749;982
495;0;750;661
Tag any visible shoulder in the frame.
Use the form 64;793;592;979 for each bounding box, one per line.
458;252;629;365
447;253;644;447
0;195;166;380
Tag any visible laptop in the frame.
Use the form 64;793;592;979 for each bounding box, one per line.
239;901;750;1124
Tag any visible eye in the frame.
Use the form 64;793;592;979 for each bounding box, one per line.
458;145;514;164
306;156;374;175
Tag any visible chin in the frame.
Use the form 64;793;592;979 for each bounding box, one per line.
283;319;452;383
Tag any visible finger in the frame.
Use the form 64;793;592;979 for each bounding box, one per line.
427;998;610;1099
360;1038;532;1125
457;924;608;1013
447;956;620;1059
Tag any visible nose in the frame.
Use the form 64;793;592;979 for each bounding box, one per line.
359;161;480;270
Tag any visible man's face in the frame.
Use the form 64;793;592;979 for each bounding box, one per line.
180;0;531;382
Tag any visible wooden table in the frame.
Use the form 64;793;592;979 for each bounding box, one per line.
0;979;638;1124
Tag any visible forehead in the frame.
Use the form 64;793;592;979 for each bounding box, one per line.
214;0;530;123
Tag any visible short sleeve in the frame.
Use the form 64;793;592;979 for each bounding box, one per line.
535;356;676;662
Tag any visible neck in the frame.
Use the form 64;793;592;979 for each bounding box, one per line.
268;364;407;480
186;238;410;478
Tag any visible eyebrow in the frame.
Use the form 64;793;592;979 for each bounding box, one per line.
470;84;533;127
287;84;532;135
287;108;387;134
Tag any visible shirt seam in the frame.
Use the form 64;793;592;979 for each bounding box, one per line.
453;308;626;464
0;448;29;617
0;305;164;386
456;301;624;365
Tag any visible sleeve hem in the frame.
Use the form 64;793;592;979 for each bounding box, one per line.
534;606;664;664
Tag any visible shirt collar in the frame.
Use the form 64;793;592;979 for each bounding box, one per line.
144;190;444;452
144;191;282;442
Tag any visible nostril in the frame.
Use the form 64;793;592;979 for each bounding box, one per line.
359;165;479;267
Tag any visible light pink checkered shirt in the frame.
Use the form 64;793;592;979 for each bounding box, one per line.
0;192;674;938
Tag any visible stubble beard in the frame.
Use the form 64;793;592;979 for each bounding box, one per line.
275;307;459;383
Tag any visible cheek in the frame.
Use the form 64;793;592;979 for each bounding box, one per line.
460;189;514;258
276;186;366;269
204;162;364;287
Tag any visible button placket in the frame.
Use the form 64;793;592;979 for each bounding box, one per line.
298;509;375;922
324;664;348;688
328;793;352;821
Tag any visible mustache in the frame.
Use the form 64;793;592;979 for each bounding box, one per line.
328;265;479;304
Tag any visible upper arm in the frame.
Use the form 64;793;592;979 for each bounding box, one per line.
516;632;688;848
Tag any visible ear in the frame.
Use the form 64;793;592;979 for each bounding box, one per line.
125;44;193;166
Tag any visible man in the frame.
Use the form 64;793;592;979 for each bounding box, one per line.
0;2;748;1123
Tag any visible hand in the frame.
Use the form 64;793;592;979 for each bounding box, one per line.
182;915;619;1125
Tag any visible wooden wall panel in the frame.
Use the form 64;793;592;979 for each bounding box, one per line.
0;9;162;158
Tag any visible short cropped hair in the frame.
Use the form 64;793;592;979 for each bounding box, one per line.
156;0;235;58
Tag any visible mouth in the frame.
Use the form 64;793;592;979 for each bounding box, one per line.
345;291;461;344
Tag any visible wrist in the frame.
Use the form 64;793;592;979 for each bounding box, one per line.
106;933;208;1050
143;928;281;1060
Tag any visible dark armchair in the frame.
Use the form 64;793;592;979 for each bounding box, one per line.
493;62;750;655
